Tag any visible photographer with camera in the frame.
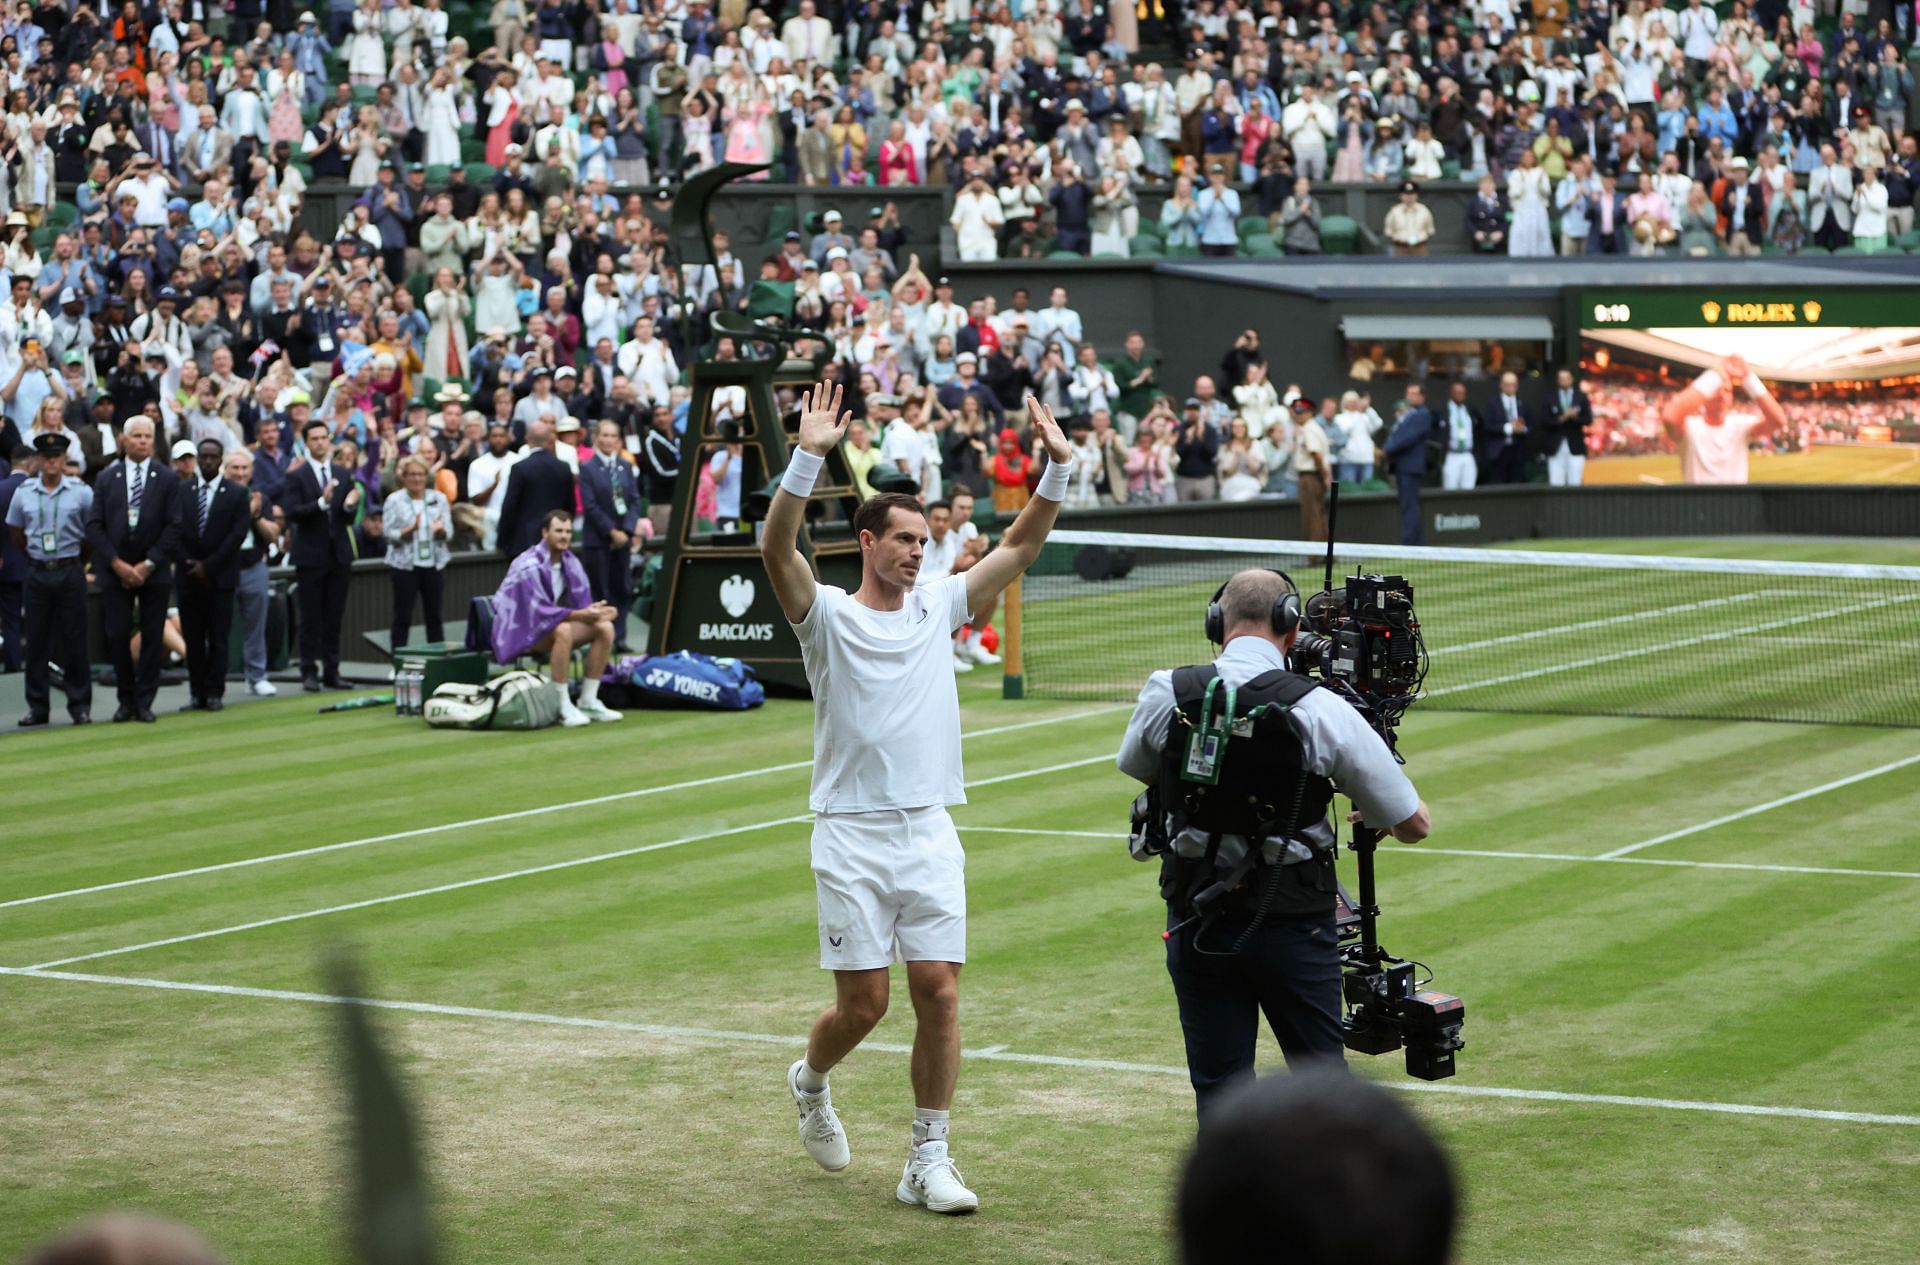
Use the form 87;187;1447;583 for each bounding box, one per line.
1117;569;1431;1119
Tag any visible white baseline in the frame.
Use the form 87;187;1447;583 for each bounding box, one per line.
1;966;1913;1128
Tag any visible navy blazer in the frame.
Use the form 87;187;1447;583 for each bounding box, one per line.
85;458;182;583
578;454;642;547
0;470;26;583
496;449;577;558
1585;193;1633;253
279;460;358;570
1382;407;1433;477
179;476;254;590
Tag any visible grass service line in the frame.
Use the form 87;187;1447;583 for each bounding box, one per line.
0;704;1129;913
1597;750;1920;859
1425;593;1920;697
1428;592;1770;657
22;751;1123;972
4;966;1916;1128
956;828;1920;881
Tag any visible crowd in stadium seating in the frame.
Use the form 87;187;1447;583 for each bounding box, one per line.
0;0;1913;716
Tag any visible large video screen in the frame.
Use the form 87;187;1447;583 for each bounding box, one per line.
1574;290;1920;485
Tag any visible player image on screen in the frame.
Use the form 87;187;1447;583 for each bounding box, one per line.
1657;354;1789;485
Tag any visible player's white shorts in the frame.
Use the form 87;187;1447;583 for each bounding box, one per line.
811;806;967;970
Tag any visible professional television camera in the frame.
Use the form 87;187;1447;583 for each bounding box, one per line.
1289;484;1465;1082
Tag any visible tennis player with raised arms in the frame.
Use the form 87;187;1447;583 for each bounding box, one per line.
761;381;1074;1215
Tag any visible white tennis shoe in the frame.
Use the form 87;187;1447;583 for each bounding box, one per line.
950;647;975;673
787;1060;850;1172
579;699;624;722
963;638;1001;666
557;697;591;727
897;1141;979;1214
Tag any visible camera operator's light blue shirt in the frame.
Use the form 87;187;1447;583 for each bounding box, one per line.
1117;635;1420;845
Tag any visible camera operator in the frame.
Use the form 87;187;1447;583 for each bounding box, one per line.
1116;568;1431;1120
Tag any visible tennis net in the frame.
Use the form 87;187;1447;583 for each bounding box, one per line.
1018;530;1920;729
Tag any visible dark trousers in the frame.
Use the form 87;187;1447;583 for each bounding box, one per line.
101;578;171;709
295;563;351;675
22;564;89;716
1397;473;1424;545
580;545;633;641
177;575;235;702
1483;443;1524;485
1165;912;1345;1122
0;578;21;671
389;566;445;652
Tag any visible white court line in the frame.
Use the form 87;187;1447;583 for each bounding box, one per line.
1597;751;1920;859
1430;593;1770;657
0;705;1129;913
3;965;1914;1127
1426;593;1920;697
957;828;1920;881
22;753;1121;972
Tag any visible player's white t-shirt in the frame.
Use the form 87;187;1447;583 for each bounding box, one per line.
1681;412;1757;484
794;575;972;813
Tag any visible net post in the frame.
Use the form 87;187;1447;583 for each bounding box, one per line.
1001;574;1024;699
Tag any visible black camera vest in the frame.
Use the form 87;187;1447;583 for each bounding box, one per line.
1155;665;1337;922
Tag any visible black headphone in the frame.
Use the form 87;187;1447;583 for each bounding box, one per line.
1205;569;1302;645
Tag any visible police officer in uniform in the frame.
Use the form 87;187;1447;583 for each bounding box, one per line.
1117;569;1431;1119
4;433;94;725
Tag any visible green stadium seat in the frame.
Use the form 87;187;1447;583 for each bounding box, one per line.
426;163;452;184
1128;232;1164;256
1440;160;1461;181
761;202;795;246
1243;233;1283;256
465;162;496;184
1165;243;1200;258
1320;214;1360;256
1831;245;1863;255
1236;215;1267;241
1048;249;1085;259
47;202;77;229
1896;230;1920;251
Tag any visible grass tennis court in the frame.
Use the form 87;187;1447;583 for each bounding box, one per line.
1581;444;1920;484
4;537;1919;1265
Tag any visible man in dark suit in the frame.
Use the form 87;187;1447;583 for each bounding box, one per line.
280;417;360;692
1541;368;1595;487
176;438;252;711
1381;384;1433;546
1584;170;1632;253
84;417;181;722
497;418;576;558
578;419;646;653
1481;371;1537;484
0;444;26;672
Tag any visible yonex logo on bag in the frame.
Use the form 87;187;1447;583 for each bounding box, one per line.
719;574;755;617
643;668;723;703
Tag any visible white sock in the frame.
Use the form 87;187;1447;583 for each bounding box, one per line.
912;1108;949;1149
579;678;601;707
796;1060;829;1093
553;680;575;709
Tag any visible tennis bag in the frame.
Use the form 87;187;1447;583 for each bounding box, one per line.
608;650;766;711
423;670;564;730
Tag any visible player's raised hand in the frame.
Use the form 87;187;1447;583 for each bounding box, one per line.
1723;353;1749;384
797;380;850;457
1027;393;1073;464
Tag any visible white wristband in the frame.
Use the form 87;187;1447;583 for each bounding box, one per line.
1744;371;1768;398
1033;458;1071;502
1693;369;1723;397
781;448;824;498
